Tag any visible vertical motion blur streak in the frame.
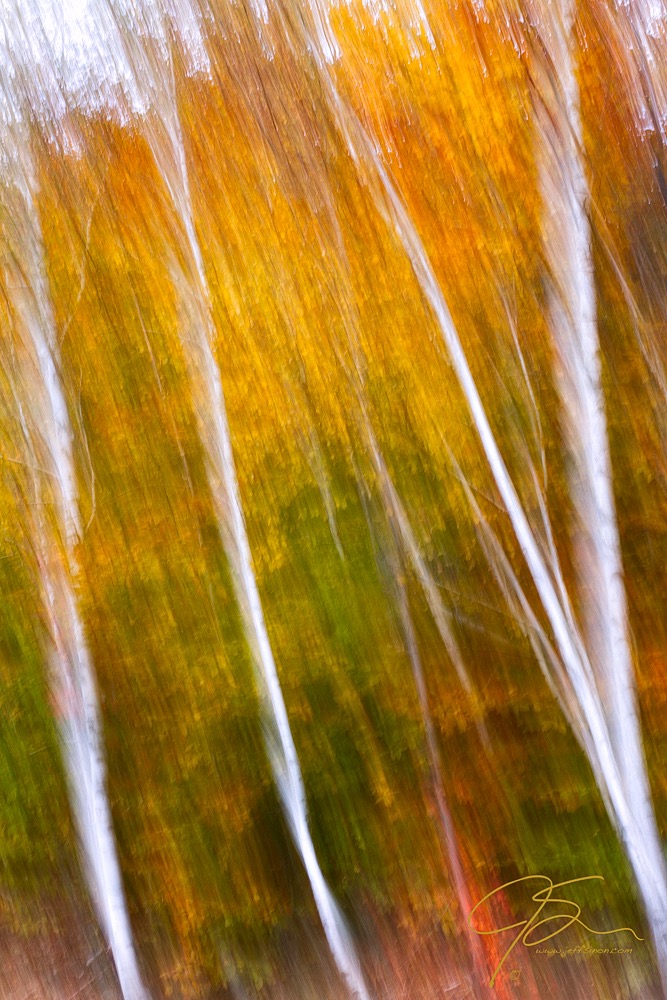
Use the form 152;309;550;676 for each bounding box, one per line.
0;79;149;1000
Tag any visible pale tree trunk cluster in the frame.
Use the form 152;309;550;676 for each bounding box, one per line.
299;0;667;987
0;1;666;997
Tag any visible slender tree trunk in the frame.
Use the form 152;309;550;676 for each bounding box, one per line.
1;136;148;1000
531;0;667;985
105;10;371;995
165;151;371;1000
295;0;667;985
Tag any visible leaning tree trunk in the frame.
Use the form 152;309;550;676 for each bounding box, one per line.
101;5;372;996
531;0;667;985
0;130;148;1000
293;0;667;987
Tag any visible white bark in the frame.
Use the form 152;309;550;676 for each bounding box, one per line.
533;0;667;983
168;150;371;1000
300;0;667;984
1;139;148;1000
104;9;370;996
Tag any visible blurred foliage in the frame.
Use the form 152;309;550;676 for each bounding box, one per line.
0;0;665;991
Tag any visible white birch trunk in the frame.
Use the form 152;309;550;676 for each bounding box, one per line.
532;0;667;982
1;139;148;1000
104;9;371;995
164;152;371;1000
299;0;667;984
